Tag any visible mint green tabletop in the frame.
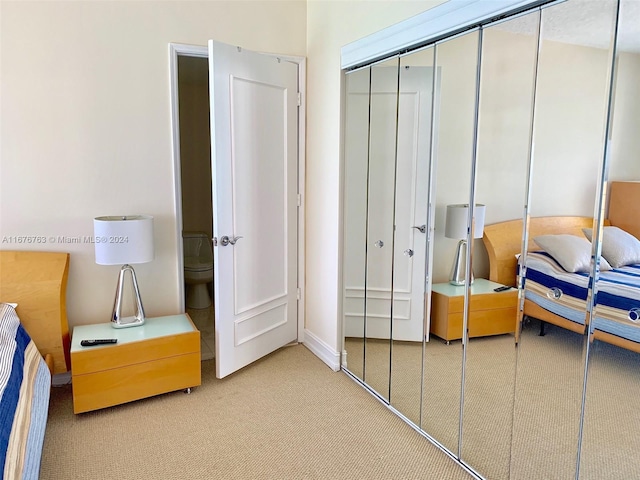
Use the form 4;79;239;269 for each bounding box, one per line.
431;278;511;297
71;314;195;352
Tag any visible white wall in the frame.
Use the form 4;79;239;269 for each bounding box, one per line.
609;52;640;181
528;39;612;218
305;0;445;356
0;1;306;328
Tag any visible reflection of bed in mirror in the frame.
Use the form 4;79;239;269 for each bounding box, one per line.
483;181;640;352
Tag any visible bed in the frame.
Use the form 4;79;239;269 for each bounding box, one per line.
0;251;70;480
482;181;640;353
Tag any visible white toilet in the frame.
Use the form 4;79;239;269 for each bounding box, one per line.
183;232;214;309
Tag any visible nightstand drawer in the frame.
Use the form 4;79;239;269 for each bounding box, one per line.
446;291;517;313
73;352;201;414
71;331;199;375
437;307;517;340
468;307;517;337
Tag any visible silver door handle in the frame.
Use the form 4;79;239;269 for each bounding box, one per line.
404;249;414;257
220;235;243;246
374;240;384;248
412;225;426;234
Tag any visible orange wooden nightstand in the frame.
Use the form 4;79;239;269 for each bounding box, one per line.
430;279;518;343
71;314;201;414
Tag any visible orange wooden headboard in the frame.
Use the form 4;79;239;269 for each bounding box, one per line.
482;181;640;287
608;181;640;239
482;216;597;286
0;251;70;374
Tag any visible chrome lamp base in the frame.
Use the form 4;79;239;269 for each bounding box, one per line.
111;264;146;328
449;239;475;286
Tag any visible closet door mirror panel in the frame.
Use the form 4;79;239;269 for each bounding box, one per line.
580;0;640;477
511;1;618;478
420;30;478;456
363;57;401;400
343;66;372;382
460;11;540;480
389;48;435;426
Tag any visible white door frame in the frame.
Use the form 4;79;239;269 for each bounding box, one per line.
168;42;306;343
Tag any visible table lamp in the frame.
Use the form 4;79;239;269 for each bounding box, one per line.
445;204;486;286
94;215;154;328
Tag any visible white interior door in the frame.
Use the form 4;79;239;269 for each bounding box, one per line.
209;40;298;378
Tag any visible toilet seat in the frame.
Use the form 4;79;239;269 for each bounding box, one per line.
183;232;214;309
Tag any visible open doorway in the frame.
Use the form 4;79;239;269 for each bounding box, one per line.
173;49;215;360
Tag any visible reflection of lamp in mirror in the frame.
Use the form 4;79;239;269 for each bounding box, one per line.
94;215;154;328
445;204;485;286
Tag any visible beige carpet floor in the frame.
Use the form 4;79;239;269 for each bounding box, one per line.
188;305;215;361
41;344;473;480
345;318;640;480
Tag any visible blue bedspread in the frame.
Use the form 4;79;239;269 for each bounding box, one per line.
0;304;50;480
592;264;640;342
523;252;640;343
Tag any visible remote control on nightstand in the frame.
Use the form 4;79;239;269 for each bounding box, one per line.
80;339;118;347
493;285;512;292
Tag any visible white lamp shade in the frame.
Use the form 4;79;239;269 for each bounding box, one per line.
94;215;154;265
444;204;486;240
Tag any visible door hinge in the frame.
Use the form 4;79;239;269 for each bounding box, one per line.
297;193;302;207
297;288;301;301
297;92;301;107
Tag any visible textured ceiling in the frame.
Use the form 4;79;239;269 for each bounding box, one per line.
495;0;640;53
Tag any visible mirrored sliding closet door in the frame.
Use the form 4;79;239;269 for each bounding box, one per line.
580;0;640;477
341;0;639;478
342;57;404;402
510;1;618;478
343;66;372;384
419;29;478;457
388;48;436;426
459;10;540;480
362;57;401;401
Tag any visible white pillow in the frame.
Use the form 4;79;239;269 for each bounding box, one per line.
533;234;612;273
583;226;640;268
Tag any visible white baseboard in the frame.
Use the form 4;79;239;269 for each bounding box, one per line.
303;329;341;372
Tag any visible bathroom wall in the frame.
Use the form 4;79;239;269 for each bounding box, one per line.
178;55;213;237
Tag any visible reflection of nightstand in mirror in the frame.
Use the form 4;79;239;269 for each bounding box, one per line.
71;314;201;413
430;279;517;343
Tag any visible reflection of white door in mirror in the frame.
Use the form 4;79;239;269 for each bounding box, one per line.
343;66;435;342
